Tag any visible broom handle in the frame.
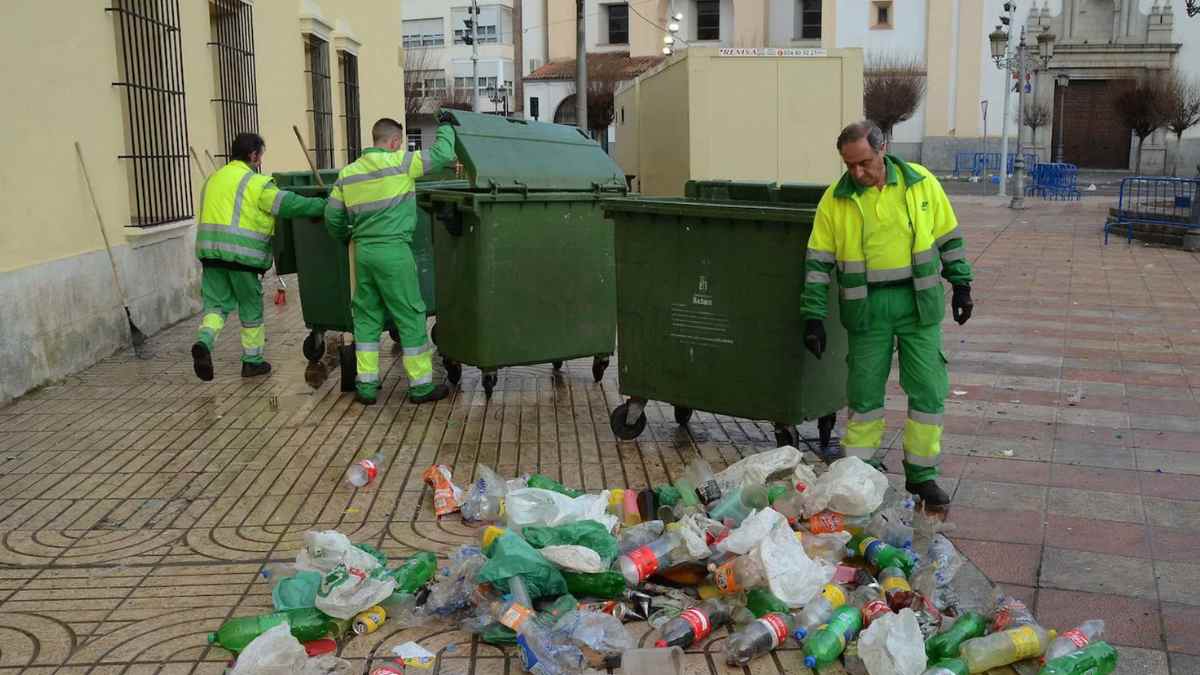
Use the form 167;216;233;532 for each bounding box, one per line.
290;126;355;301
75;142;130;306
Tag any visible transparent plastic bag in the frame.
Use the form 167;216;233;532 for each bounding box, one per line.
557;609;635;659
505;488;618;532
424;546;486;618
857;608;927;675
231;624;354;675
803;457;889;517
757;517;835;607
713;446;802;495
315;562;396;619
294;530;381;574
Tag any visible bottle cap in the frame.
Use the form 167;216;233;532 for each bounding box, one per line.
804;656;817;668
793;627;808;641
655;640;668;648
207;632;217;644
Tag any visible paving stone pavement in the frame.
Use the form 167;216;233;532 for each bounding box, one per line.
1;195;1197;673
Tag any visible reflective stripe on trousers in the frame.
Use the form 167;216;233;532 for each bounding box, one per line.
356;342;381;384
240;325;265;363
403;344;434;387
197;312;226;348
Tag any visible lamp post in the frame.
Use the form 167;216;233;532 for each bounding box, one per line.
990;18;1055;209
1054;75;1069;163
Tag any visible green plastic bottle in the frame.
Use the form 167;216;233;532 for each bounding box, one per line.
527;474;583;497
389;551;439;594
1039;642;1118;675
767;482;790;504
562;570;626;599
746;588;790;618
849;534;916;575
923;658;970;675
925;612;989;660
801;605;862;669
207;607;337;653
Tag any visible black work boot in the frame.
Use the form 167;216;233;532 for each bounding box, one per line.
409;383;450;404
191;343;214;382
906;479;951;507
241;361;272;378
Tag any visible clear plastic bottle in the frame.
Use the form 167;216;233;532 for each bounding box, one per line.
868;497;916;549
618;520;665;554
655;598;734;648
1043;619;1105;661
848;582;890;627
959;624;1052;673
462;466;506;523
769;482;807;525
792;583;847;641
618;532;686;585
806;510;872;534
347;451;385;487
707;485;769;526
800;531;853;564
991;593;1037;632
879;566;914;610
709;554;767;595
685;458;722;504
724;612;798;666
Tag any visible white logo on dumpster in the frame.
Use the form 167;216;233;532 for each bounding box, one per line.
693;275;712;306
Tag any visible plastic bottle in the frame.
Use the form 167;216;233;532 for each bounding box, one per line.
347;451;385;487
769;483;807;524
708;485;770;526
849;534;916;575
562;570;626;599
792;583;848;640
959;624;1052;673
389;551;438;594
624;488;642;526
608;488;625;517
526;474;582;497
684;458;722;504
619;520;665;554
801;605;863;669
655;598;734;648
653;562;709;586
991;593;1038;632
724;612;798;666
848;582;890;627
1039;641;1118;675
925;612;989;660
353;605;386;634
922;658;970;675
709;554;767;595
879;566;914;610
673;478;704;517
638;488;657;521
1043;619;1105;661
800;531;854;564
618;531;686;585
207;608;338;653
746;588;790;618
868;497;916;549
806;510;872;534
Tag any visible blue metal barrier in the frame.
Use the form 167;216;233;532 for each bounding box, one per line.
1026;162;1080;201
1105;176;1200;244
953;152;977;177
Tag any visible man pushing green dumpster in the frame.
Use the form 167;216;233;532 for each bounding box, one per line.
324;114;459;405
191;133;327;382
800;121;974;507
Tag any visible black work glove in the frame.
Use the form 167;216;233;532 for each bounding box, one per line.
952;285;974;325
804;319;827;359
437;109;455;124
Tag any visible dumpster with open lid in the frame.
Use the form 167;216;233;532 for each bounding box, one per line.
601;188;846;448
271;168;463;392
419;110;626;397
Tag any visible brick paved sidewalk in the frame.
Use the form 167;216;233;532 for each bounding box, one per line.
0;195;1196;673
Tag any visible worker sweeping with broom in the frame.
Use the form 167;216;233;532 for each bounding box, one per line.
191;133;327;381
324;113;459;405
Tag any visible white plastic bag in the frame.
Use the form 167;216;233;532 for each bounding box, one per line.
315;562;396;619
675;513;723;559
757;517;835;607
858;608;927;675
716;508;787;555
540;545;606;573
231;624;353;675
793;462;818;493
504;488;618;532
803;456;889;517
294;530;380;574
713;446;802;494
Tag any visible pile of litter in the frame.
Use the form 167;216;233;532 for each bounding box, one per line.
210;447;1117;675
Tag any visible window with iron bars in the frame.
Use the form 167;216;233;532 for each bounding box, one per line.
411;71;448;98
409;128;423;151
107;0;193;227
209;0;259;161
304;34;335;169
339;51;361;162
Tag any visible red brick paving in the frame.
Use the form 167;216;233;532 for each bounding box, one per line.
1043;515;1151;558
1035;589;1163;649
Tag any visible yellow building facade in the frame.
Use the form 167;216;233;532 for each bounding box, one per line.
0;0;406;403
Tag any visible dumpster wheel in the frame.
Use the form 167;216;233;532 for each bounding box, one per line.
610;402;647;440
339;344;356;393
818;413;837;450
482;371;498;398
773;424;800;449
552;360;564;371
591;357;610;383
302;331;326;362
673;406;693;426
443;357;462;385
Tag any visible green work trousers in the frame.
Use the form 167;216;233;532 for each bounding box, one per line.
196;267;265;364
842;284;948;483
352;241;434;400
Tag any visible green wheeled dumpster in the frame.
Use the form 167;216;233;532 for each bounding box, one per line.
601;188;848;449
271;170;461;392
418;110;626;397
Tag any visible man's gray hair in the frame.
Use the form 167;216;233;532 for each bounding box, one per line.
836;121;885;152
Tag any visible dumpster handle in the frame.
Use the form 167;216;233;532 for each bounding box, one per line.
505;118;529;126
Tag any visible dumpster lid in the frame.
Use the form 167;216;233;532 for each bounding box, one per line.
443;109;626;192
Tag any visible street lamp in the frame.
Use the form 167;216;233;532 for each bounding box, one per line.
990;17;1055;209
1055;75;1069;163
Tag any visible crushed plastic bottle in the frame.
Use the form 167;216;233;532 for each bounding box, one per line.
684;458;722;504
868;497;916;549
617;531;686;585
707;484;769;526
959;624;1052;673
618;520;665;554
792;583;847;641
724;612;797;665
801;605;862;669
800;530;853;564
805;510;872;534
655;598;734;648
1039;641;1118;675
1043;619;1104;661
990;592;1038;632
347;452;385;488
462;465;507;523
709;553;767;595
925;612;988;661
849;582;891;628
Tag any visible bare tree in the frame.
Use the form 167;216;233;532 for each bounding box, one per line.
563;59;628;149
1112;76;1171;175
403;48;439;117
1163;70;1200;176
1023;102;1050;149
863;52;928;144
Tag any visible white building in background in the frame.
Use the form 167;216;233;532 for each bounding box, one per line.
401;1;518;149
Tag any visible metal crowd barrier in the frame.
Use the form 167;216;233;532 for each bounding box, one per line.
1105;176;1200;244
